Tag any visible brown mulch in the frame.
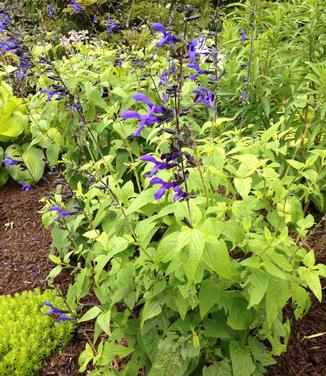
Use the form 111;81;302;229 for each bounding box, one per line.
0;178;325;375
0;177;85;376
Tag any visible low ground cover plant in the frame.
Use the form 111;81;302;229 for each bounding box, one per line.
0;289;73;376
0;0;325;375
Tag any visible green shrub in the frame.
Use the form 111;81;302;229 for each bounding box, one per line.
0;289;73;376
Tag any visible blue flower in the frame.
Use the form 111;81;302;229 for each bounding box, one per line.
107;17;121;34
139;155;177;178
193;86;214;107
40;85;65;101
188;38;198;63
158;69;168;88
150;177;177;200
152;23;178;47
240;29;249;42
187;63;210;80
241;89;247;103
173;185;188;202
121;93;165;137
68;0;83;14
18;182;33;191
92;15;98;24
1;155;18;169
0;9;11;32
48;206;80;221
47;3;55;17
41;302;72;323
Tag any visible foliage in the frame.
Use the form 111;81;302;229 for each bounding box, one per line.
0;0;325;375
0;289;73;376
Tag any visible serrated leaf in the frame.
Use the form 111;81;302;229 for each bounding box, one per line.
229;341;255;376
234;177;252;198
141;298;162;328
202;240;232;278
156;231;180;263
199;279;220;318
298;268;322;302
247;269;269;308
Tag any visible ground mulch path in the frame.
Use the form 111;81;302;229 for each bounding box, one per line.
0;178;325;375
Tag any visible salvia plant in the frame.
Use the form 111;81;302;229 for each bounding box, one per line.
0;0;325;375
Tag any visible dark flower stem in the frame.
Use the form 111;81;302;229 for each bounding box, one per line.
239;0;256;134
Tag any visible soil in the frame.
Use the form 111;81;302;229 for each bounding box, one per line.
0;178;325;376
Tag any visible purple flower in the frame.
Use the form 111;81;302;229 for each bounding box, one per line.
47;3;55;17
152;23;178;47
158;69;168;88
241;89;247;103
0;10;11;32
42;302;72;323
68;0;83;14
71;100;82;112
188;38;198;63
40;85;65;101
93;15;98;24
48;206;80;221
173;186;188;202
139;155;177;178
121;108;160;137
193;87;214;107
18;181;33;191
187;63;210;81
150;177;177;200
121;93;165;137
240;29;249;42
2;155;18;169
107;17;121;34
133;93;164;113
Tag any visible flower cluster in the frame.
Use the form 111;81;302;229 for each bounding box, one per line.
121;93;166;137
68;0;83;14
47;3;55;18
18;181;33;191
0;9;34;78
42;302;72;323
107;17;121;34
1;155;17;169
0;8;11;32
48;206;80;221
193;86;214;107
40;84;66;101
152;23;178;47
139;147;189;202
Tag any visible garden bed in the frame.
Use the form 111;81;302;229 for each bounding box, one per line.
0;179;324;375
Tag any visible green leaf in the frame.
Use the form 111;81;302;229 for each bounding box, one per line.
286;160;305;170
265;279;291;326
179;229;205;282
203;360;232;376
46;143;60;165
199;279;220;318
96;310;111;335
79;306;102;323
156;232;180;263
298;268;322;302
141;298;162;328
139;319;160;362
234;177;252;198
229;341;256;376
247;269;269;308
202;240;232;279
303;250;315;267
